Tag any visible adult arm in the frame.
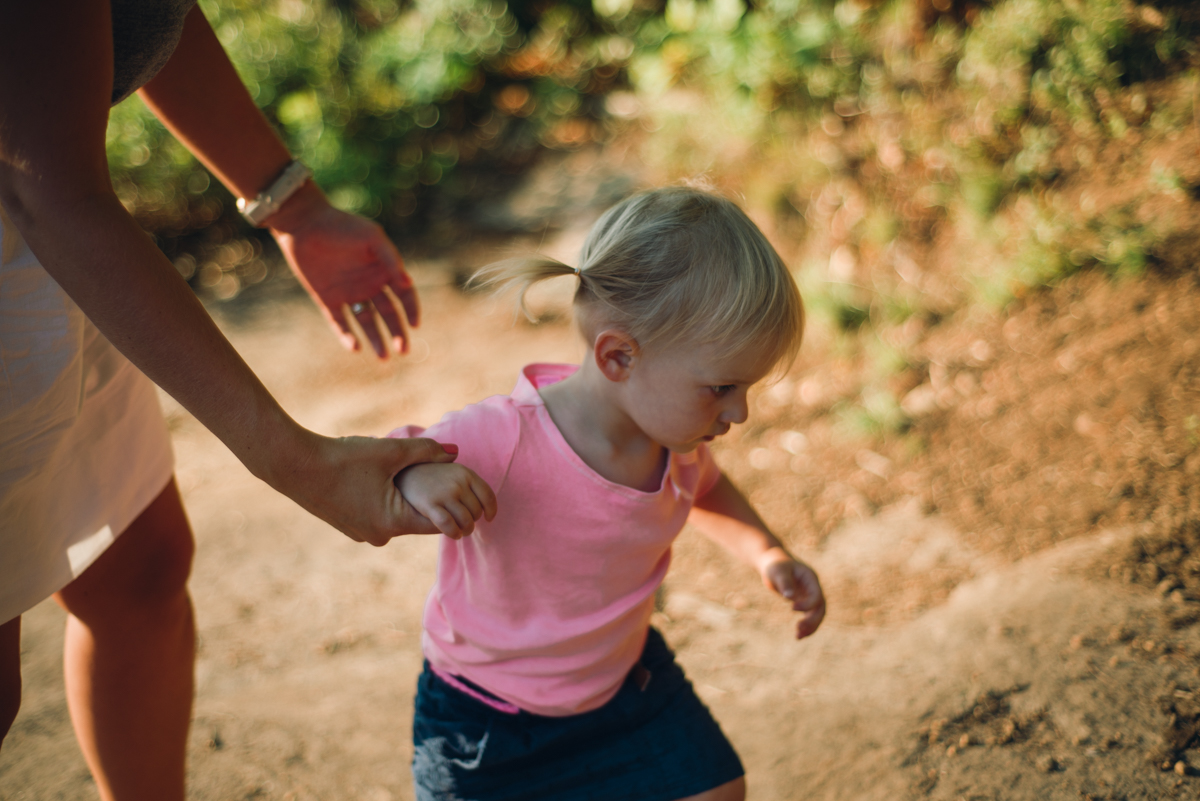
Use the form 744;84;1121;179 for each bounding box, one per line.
0;0;444;544
689;473;826;639
138;6;417;358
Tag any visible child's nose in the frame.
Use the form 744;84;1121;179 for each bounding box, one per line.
721;393;750;425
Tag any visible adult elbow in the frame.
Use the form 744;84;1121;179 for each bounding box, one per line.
0;166;34;231
0;164;115;237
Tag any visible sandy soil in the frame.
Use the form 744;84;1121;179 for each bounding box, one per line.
2;262;1198;800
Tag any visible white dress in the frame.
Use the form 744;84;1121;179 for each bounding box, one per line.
0;206;174;624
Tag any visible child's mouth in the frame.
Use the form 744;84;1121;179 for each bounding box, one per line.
702;426;730;442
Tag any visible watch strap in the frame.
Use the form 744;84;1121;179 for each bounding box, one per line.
237;160;312;227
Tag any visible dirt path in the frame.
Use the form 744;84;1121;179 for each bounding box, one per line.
2;268;1196;800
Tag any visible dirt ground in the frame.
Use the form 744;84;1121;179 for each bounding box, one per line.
3;248;1200;799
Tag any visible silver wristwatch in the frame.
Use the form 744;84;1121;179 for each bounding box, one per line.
236;160;312;227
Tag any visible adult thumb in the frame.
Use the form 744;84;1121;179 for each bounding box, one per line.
392;437;459;472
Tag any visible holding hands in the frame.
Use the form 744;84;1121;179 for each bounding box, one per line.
757;546;826;640
394;461;498;540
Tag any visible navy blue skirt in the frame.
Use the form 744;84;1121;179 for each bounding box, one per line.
411;628;744;801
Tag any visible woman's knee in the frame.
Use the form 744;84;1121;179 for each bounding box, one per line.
0;616;22;748
58;479;195;621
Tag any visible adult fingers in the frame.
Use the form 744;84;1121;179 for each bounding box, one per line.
345;301;387;359
319;301;359;352
394;279;420;329
382;440;461;537
392;438;459;473
377;239;419;329
373;289;409;355
396;507;442;538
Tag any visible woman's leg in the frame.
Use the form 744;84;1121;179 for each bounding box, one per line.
0;615;20;748
53;478;195;801
678;777;747;801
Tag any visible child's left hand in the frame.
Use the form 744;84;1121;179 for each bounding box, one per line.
757;547;825;639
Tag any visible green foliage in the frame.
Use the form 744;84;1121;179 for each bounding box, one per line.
959;165;1006;219
976;196;1166;308
802;276;870;335
107;96;221;233
960;0;1131;126
1151;160;1189;198
104;0;907;238
959;0;1193;182
106;0;1199;314
864;334;909;381
622;0;883;131
99;0;1200;445
106;0;624;239
836;386;907;439
1083;206;1161;278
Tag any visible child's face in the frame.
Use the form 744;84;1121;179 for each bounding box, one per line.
621;340;776;453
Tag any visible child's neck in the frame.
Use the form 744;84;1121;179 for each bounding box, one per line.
538;363;666;493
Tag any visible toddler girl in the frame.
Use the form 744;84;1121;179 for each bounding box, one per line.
389;186;825;801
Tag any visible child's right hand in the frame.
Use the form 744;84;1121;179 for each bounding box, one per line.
394;462;498;539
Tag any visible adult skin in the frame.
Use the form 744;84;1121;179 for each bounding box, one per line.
0;2;495;797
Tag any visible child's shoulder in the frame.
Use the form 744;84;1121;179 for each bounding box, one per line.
388;363;577;490
400;391;523;443
509;363;579;406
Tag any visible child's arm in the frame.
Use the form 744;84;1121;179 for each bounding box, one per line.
688;473;825;639
395;463;498;540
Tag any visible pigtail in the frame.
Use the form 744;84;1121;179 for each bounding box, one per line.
470;186;804;375
469;256;582;322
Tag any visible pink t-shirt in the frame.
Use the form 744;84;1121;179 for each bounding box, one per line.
389;363;721;717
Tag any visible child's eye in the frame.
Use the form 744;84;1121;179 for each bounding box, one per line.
711;385;736;396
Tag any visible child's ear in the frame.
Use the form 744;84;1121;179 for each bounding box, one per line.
593;329;638;382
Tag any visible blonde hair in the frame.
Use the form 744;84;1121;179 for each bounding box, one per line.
472;186;805;372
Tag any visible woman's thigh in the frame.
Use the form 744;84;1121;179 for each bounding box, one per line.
55;479;194;622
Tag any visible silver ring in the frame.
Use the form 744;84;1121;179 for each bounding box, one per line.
350;302;368;315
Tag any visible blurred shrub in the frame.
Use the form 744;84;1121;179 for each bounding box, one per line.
103;0;1200;441
107;0;1197;290
960;0;1193;184
107;0;626;244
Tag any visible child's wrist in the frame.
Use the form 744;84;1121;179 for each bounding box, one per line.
755;545;793;576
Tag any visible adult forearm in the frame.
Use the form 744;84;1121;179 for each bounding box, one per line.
8;187;304;483
138;6;293;201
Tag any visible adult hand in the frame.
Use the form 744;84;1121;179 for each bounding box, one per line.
268;184;418;359
267;431;460;545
